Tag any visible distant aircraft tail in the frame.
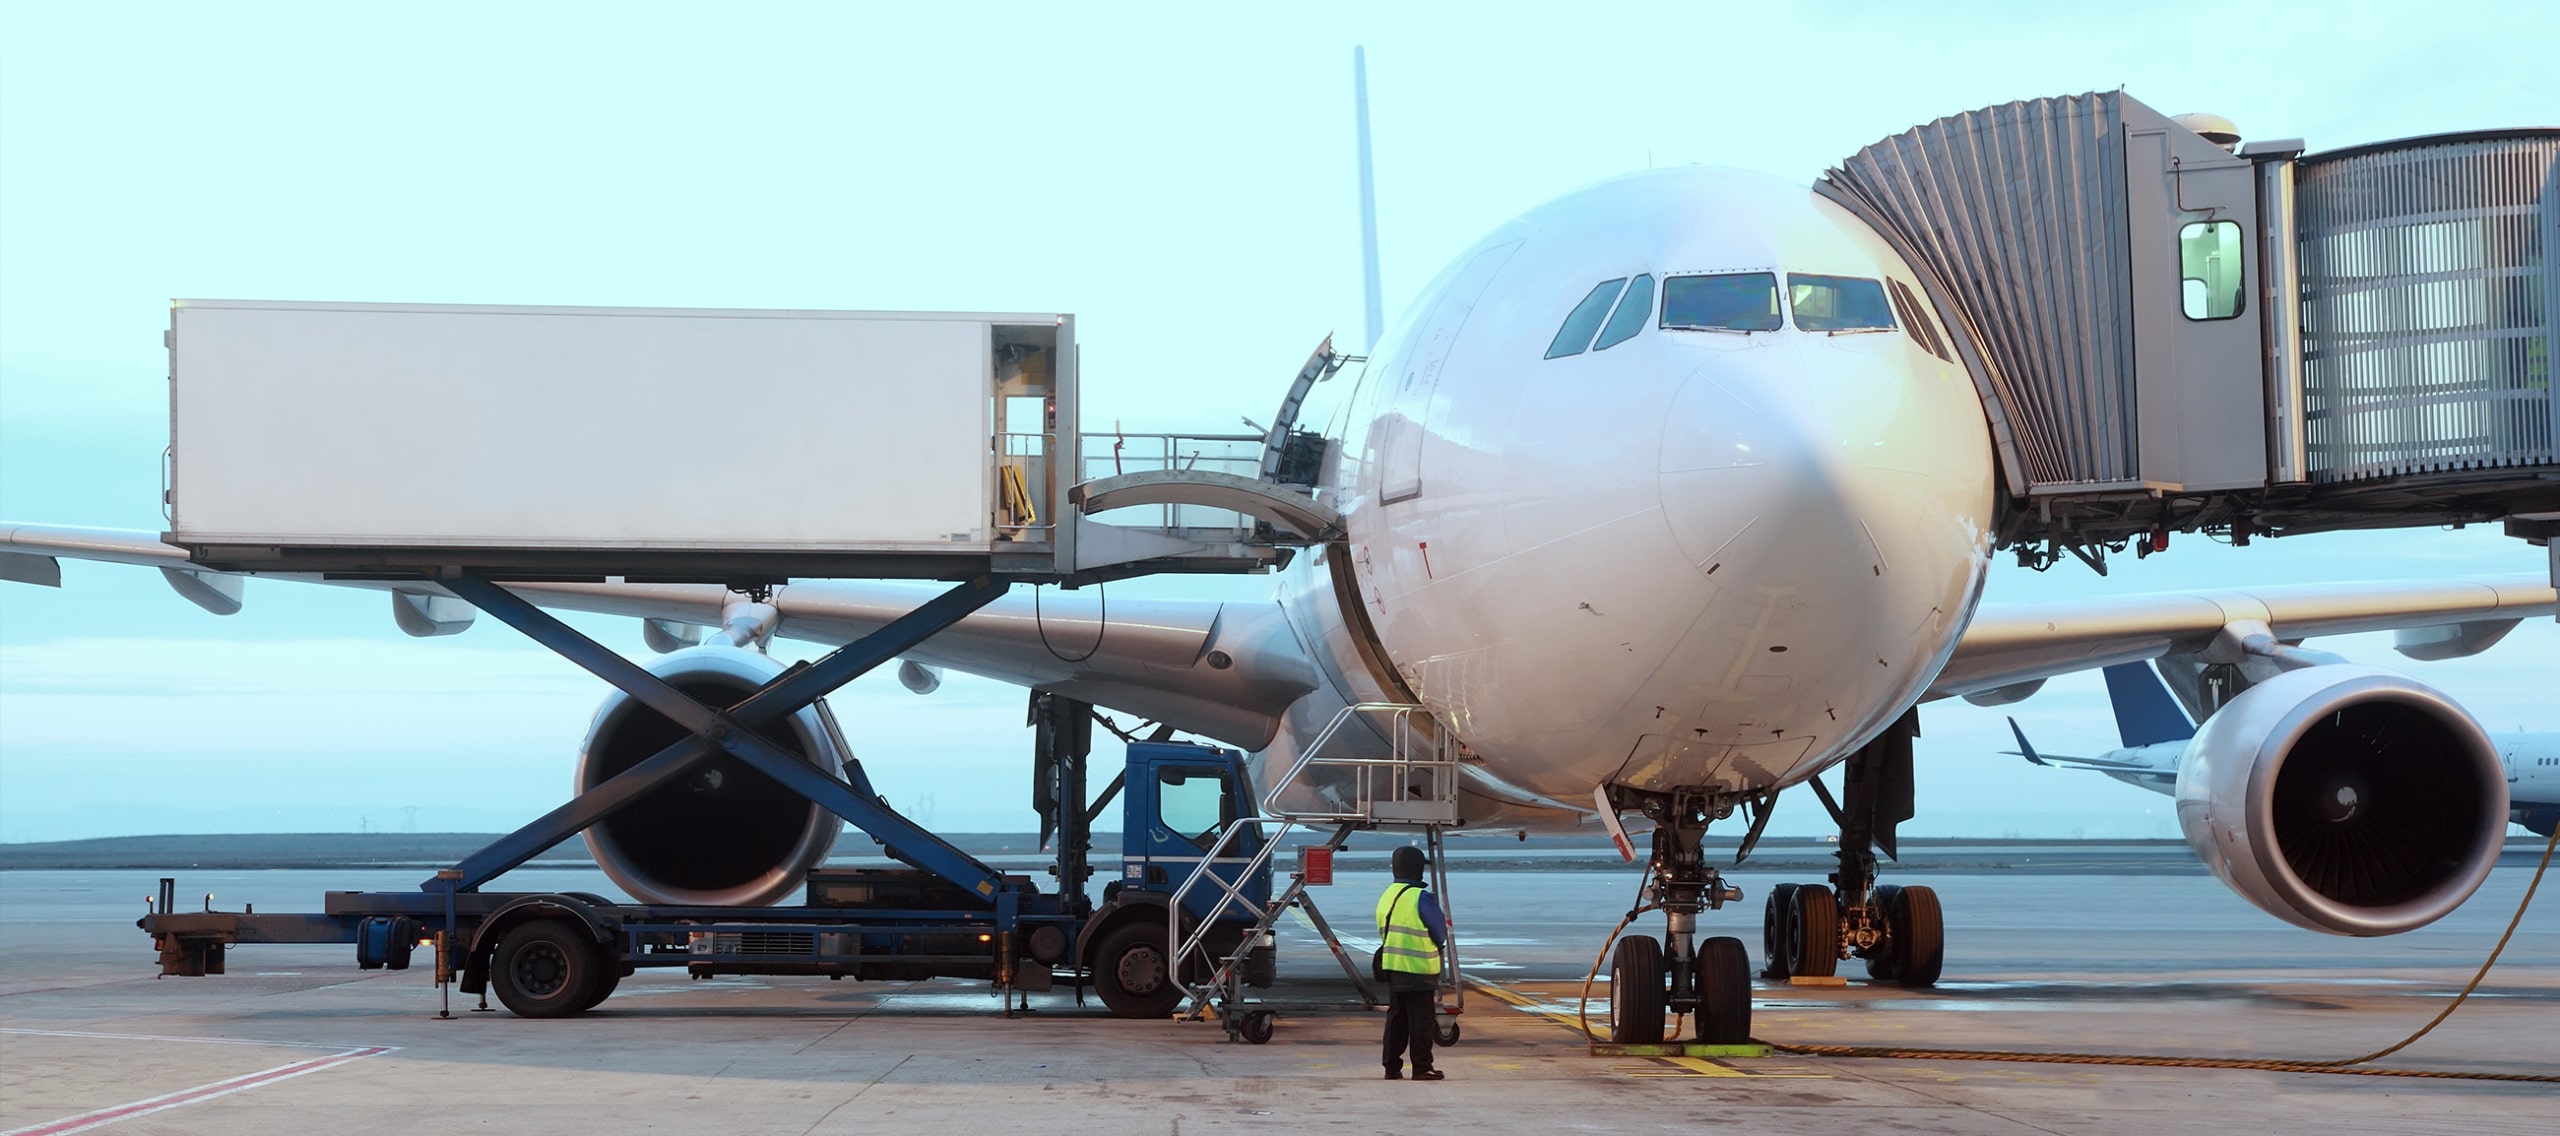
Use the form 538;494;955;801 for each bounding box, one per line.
2102;662;2196;748
2006;717;2047;765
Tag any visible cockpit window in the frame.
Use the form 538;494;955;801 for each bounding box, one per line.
1885;278;1950;360
1661;273;1781;333
1592;274;1654;351
1545;278;1629;359
1788;274;1896;333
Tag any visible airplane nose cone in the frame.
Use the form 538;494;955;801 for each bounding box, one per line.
1640;341;1988;752
1657;361;1919;579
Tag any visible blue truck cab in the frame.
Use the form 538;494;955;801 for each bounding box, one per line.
1081;740;1274;1016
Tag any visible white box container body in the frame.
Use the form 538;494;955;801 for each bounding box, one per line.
169;301;1057;568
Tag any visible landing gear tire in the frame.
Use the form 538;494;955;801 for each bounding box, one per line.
491;918;602;1019
1435;1018;1461;1046
1862;884;1903;981
1695;935;1752;1044
1093;922;1183;1019
1238;1009;1275;1044
1785;886;1839;979
1760;883;1800;979
1888;885;1944;988
1607;934;1667;1044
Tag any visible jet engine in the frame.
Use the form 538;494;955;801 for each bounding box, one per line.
576;646;847;907
2175;664;2508;936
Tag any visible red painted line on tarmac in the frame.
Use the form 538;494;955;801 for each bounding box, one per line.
2;1045;391;1136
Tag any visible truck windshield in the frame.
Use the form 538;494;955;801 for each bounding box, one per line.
1662;273;1781;332
1157;767;1231;851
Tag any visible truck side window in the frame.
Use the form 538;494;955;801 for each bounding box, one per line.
1157;767;1231;851
2179;220;2246;320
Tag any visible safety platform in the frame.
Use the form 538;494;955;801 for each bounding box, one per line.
1820;94;2559;567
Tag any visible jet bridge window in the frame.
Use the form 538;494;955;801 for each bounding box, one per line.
1592;274;1654;351
1546;277;1629;359
1788;274;1896;333
2179;220;2246;320
1661;272;1781;332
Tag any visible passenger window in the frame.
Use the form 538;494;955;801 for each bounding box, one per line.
2180;221;2246;320
1661;273;1781;332
1546;278;1629;359
1789;274;1896;333
1592;274;1654;351
1157;767;1231;852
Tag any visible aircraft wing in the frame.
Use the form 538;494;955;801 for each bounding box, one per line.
1931;574;2558;701
0;524;1319;749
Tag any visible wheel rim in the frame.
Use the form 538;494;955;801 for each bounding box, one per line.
513;942;569;997
1117;944;1166;995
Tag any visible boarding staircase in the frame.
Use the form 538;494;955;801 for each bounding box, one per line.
1164;703;1464;1042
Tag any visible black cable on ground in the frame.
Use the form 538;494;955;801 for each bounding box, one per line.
1757;825;2560;1083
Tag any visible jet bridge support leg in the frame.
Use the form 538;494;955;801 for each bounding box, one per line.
425;573;1011;898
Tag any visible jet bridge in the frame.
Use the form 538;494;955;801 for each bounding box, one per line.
1819;94;2558;570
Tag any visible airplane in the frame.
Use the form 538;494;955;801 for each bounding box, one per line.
4;83;2554;1045
2009;661;2560;841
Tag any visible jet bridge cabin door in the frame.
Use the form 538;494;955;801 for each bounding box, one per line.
1373;241;1520;505
1130;751;1268;921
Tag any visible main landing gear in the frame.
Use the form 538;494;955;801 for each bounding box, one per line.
1761;710;1943;987
1604;794;1753;1045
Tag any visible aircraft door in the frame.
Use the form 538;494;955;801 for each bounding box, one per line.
1380;241;1519;503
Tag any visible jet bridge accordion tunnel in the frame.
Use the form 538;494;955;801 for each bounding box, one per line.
1819;92;2559;569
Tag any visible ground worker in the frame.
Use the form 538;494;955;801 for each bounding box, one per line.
1375;844;1449;1080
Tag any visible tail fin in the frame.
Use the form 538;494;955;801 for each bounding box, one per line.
1353;46;1384;352
2007;717;2046;765
2103;662;2196;748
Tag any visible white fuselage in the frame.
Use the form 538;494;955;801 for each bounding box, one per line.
1268;168;1995;819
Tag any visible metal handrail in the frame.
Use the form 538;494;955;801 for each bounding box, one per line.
1259;702;1459;822
1163;701;1463;1017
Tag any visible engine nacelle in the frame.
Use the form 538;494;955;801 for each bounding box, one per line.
576;646;846;907
2176;664;2508;936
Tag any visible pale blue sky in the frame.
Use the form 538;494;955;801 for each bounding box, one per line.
1;2;2553;841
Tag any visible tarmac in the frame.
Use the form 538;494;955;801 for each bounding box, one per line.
1;853;2552;1134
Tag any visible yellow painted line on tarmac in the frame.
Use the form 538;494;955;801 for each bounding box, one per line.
1464;977;1828;1080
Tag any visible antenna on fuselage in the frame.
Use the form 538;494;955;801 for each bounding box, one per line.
1353;45;1384;353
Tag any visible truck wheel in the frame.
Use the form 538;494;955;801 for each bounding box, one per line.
1093;922;1182;1019
574;966;624;1013
492;918;602;1018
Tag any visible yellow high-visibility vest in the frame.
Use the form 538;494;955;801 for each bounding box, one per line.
1374;883;1441;976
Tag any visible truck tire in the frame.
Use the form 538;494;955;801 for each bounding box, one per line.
492;918;602;1018
1093;922;1182;1019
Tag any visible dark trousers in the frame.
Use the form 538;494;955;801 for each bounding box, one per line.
1382;985;1436;1073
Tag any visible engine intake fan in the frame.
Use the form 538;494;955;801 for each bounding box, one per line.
2175;664;2508;936
576;646;847;906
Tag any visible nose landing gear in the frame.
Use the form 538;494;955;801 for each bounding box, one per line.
1602;795;1754;1045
